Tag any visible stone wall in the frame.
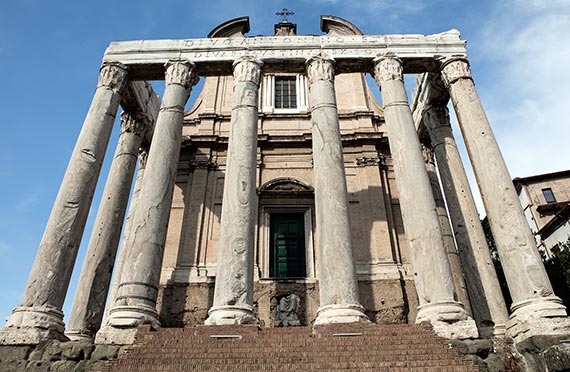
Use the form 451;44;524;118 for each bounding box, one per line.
157;279;416;328
0;340;124;372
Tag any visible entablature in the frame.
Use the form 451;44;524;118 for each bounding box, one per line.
103;31;467;80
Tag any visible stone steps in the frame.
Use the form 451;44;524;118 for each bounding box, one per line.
101;323;480;371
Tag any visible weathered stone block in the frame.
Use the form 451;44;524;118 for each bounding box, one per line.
0;359;27;372
543;344;570;372
91;344;120;361
50;360;78;372
0;345;33;362
61;341;94;361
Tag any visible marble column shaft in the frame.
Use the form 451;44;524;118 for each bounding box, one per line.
373;56;476;339
423;104;508;337
441;57;566;323
307;55;368;325
206;57;263;325
66;112;150;340
106;61;197;330
421;143;472;317
100;147;149;330
3;62;128;342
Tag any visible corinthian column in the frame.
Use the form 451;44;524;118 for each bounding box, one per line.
0;62;128;344
306;55;368;325
421;143;472;317
66;112;150;340
423;104;508;337
441;57;567;340
99;61;197;344
373;55;477;339
97;146;149;340
206;57;263;325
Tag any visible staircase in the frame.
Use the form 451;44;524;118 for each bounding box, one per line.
101;323;480;371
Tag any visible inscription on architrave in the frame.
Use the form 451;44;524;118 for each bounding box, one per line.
103;31;467;78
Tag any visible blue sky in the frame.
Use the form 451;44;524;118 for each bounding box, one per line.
0;0;569;325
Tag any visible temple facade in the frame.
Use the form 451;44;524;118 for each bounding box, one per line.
2;15;569;354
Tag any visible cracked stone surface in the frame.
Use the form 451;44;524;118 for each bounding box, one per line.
206;57;262;325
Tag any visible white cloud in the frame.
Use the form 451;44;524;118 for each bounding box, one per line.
16;192;40;211
475;2;570;178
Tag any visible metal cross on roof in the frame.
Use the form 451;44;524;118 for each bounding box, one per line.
276;8;294;22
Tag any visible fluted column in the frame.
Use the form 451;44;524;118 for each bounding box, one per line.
441;57;567;339
0;62;128;344
423;104;508;337
373;55;477;339
421;143;472;317
206;57;263;325
100;61;197;344
66;112;150;340
306;55;369;325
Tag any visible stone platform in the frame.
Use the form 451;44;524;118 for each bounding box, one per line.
101;323;479;371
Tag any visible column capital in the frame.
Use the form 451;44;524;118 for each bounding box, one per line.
232;56;263;85
306;55;335;84
98;62;129;92
421;142;435;166
441;57;472;87
120;112;152;138
138;147;149;170
423;105;451;131
164;60;199;90
373;55;403;86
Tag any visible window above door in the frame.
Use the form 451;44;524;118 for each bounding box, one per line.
261;74;309;114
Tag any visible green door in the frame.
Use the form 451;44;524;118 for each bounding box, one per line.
270;213;306;278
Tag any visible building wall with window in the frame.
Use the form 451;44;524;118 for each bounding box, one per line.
514;170;570;256
154;23;417;328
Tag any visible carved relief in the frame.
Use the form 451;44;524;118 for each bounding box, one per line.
97;62;128;92
423;105;451;131
355;156;382;167
259;177;314;193
373;56;403;85
275;294;301;327
306;55;335;84
232;57;263;85
190;158;219;170
165;61;199;90
441;57;471;87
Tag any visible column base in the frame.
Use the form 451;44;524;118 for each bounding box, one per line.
65;329;94;341
205;305;258;325
95;325;145;345
416;301;479;339
94;305;160;345
106;304;160;328
478;323;507;339
506;296;569;342
0;305;67;345
314;304;370;326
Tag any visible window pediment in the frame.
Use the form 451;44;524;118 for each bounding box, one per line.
259;177;314;193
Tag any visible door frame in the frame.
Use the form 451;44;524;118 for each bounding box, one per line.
258;205;315;280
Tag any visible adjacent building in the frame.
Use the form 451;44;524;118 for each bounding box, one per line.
514;170;570;257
